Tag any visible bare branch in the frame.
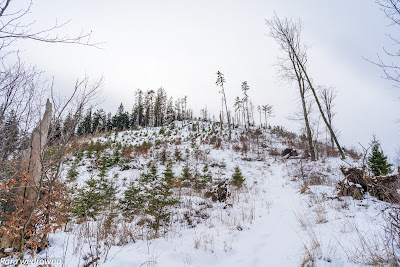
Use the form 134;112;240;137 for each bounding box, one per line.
0;0;103;55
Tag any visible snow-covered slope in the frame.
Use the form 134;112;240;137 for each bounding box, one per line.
26;122;397;267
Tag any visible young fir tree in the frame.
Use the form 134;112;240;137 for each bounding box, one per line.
159;148;168;165
181;162;192;187
231;166;245;187
74;175;117;219
67;161;79;181
120;163;178;231
199;164;212;188
143;164;178;234
367;137;393;177
163;161;175;185
120;180;144;219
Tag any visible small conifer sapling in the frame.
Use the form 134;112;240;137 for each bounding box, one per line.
231;166;245;187
367;136;393;177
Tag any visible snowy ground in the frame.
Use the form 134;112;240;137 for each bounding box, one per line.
16;122;397;267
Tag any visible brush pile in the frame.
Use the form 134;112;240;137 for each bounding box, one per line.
338;167;399;202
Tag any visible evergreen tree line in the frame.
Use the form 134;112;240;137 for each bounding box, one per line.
70;87;192;136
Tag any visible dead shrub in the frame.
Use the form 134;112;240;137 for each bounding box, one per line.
326;148;340;158
213;137;222;149
347;223;398;266
0;176;70;256
268;148;280;157
135;141;152;156
175;138;182;145
300;184;309;194
241;142;248;154
344;147;361;161
121;145;134;159
232;144;241;152
239;135;247;143
274;127;297;141
308;171;328;186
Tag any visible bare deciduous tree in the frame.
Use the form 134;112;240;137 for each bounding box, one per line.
370;0;400;86
267;14;345;160
0;0;102;258
0;0;100;169
1;76;102;256
266;15;316;161
0;0;100;54
319;86;337;149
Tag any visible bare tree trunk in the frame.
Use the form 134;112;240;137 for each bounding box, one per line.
223;94;230;129
300;92;315;160
19;99;52;255
245;99;250;128
319;86;337;150
292;54;345;159
21;99;52;201
291;53;316;161
264;112;267;128
267;14;345;160
242;106;246;129
219;112;223;135
221;90;231;139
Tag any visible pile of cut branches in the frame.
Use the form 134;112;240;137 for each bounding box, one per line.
337;167;399;203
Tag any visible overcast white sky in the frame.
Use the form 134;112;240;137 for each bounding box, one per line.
12;0;400;161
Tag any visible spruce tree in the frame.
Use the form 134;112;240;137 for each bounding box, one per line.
166;97;176;123
113;103;130;131
92;109;107;133
367;137;393;177
120;180;144;219
163;161;175;185
181;162;192;187
199;164;212;188
144;90;155;127
231;166;245;187
77;109;92;135
134;89;145;127
106;112;113;131
130;108;137;129
74;176;107;218
144;164;178;234
120;163;178;230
